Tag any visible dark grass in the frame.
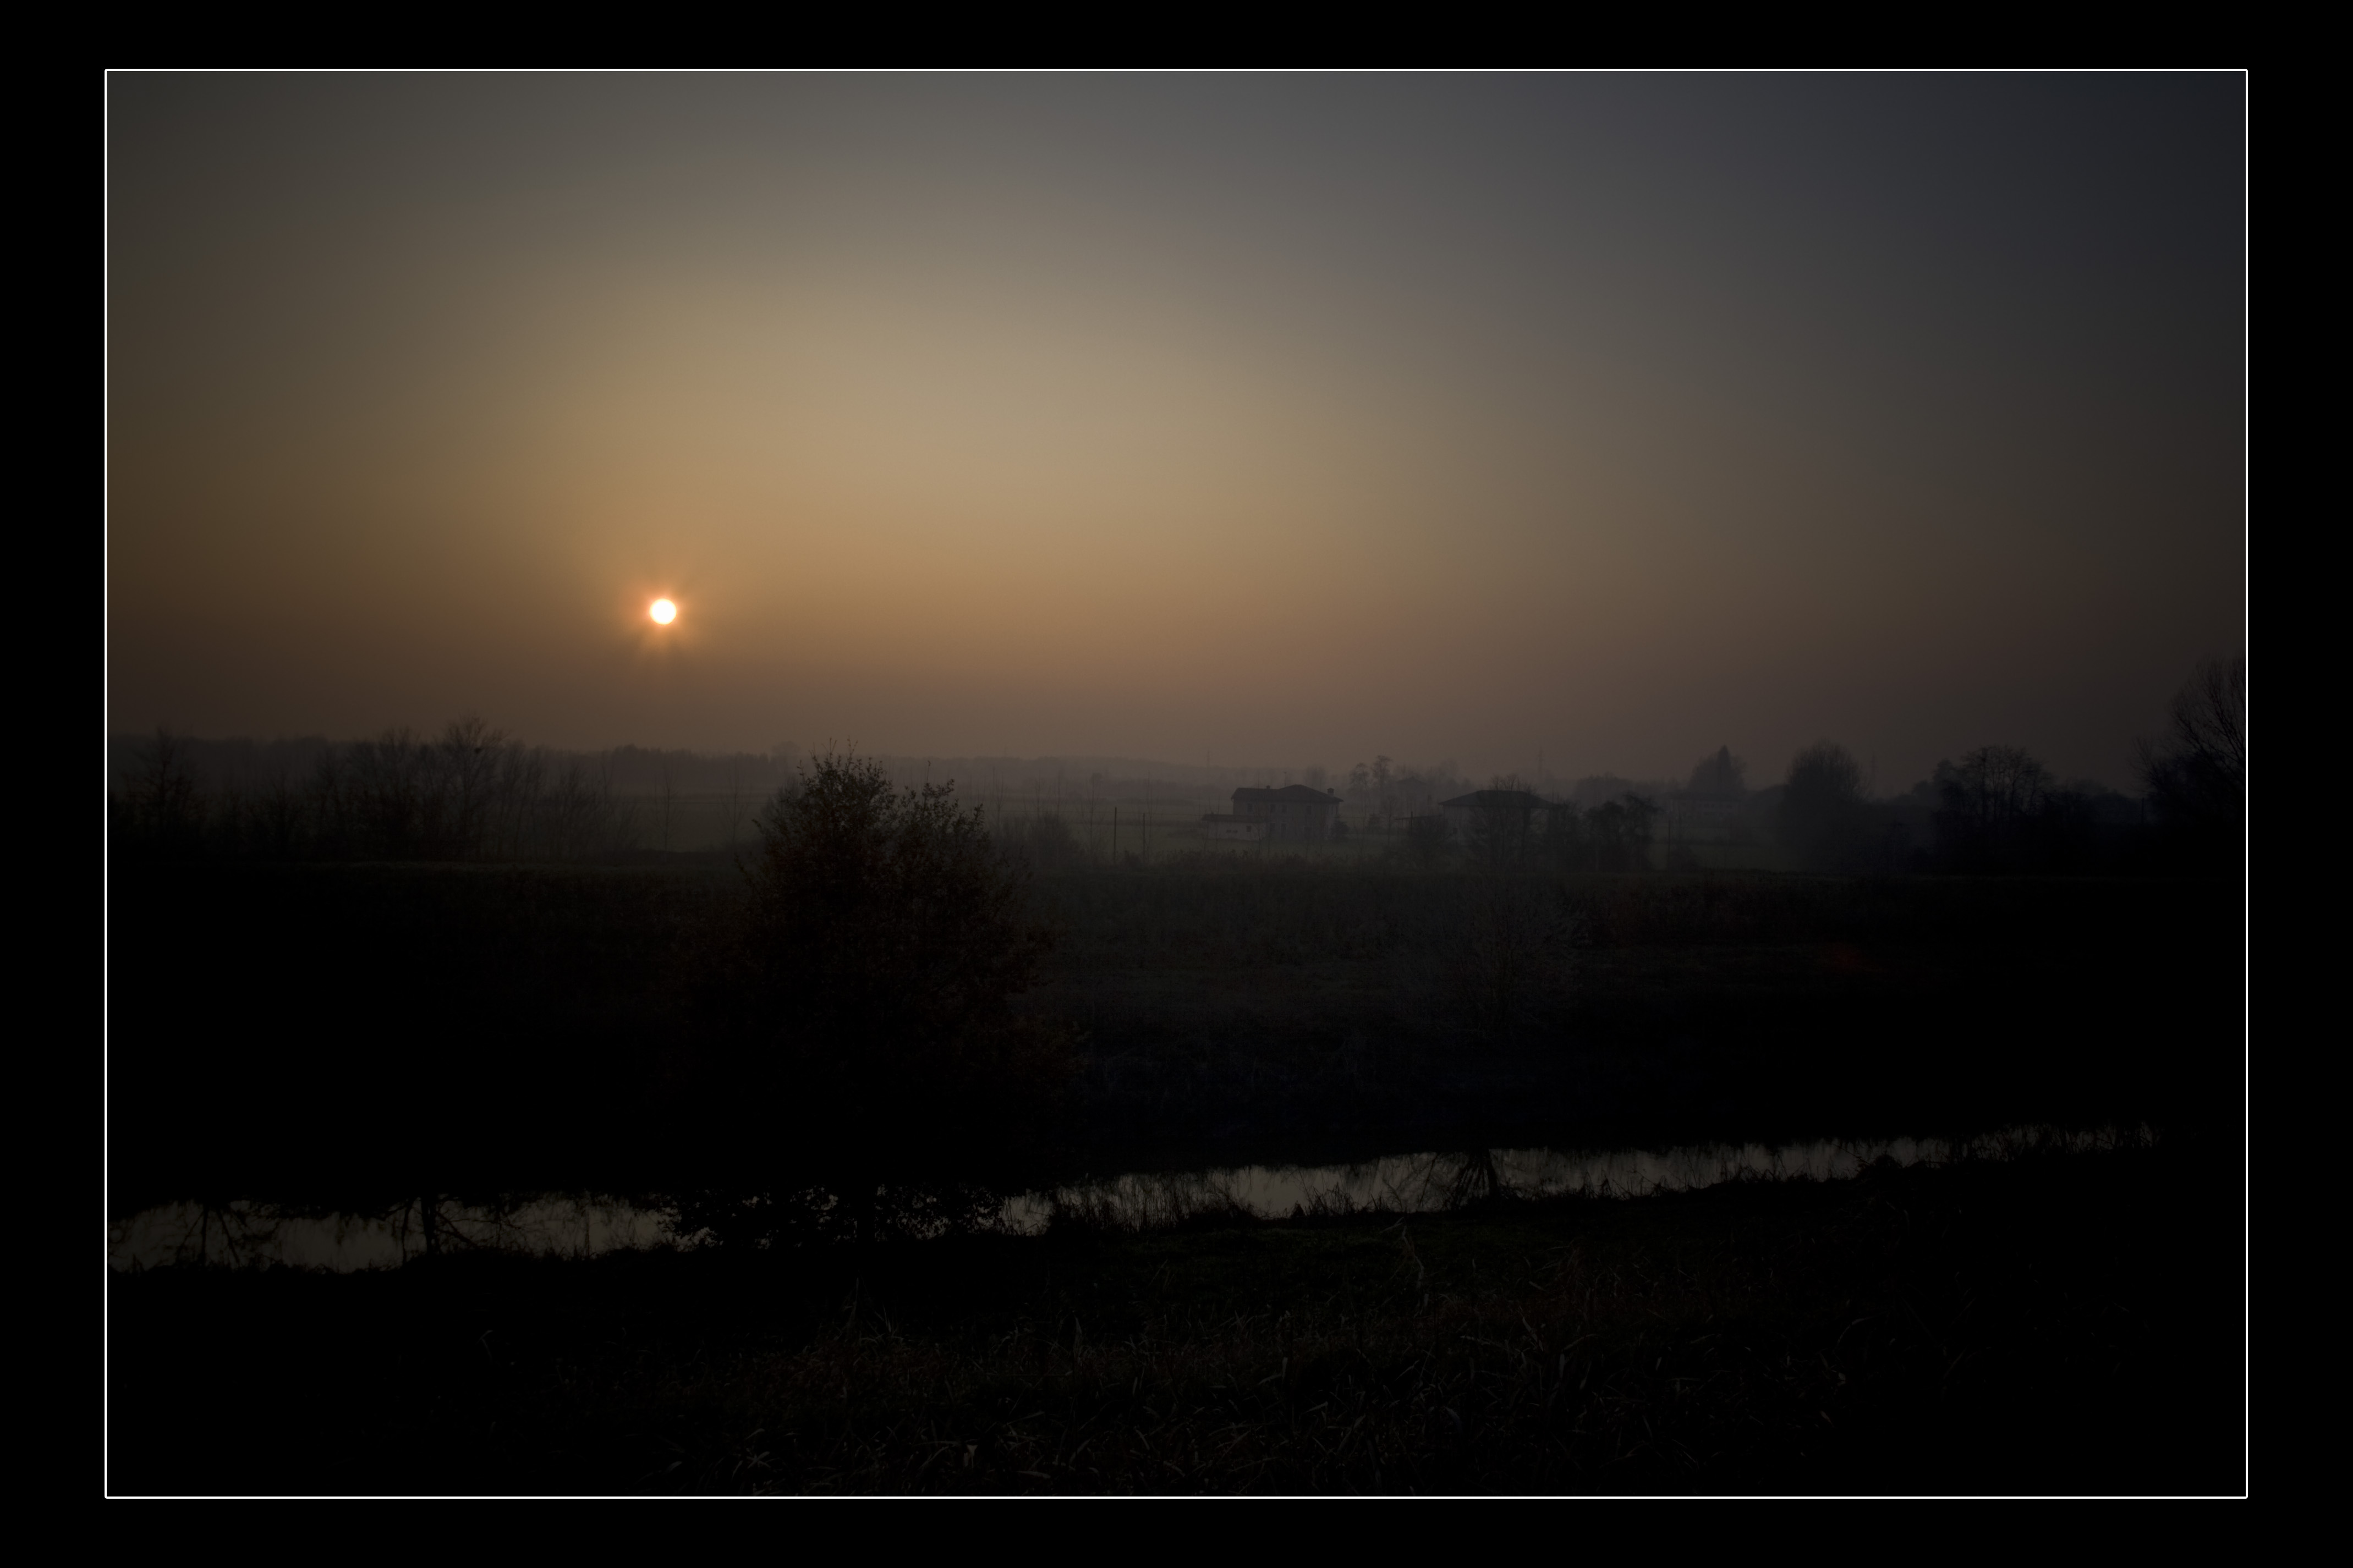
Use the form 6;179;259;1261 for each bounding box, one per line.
1034;865;2235;1162
107;860;2239;1207
107;858;2244;1492
107;1140;2244;1495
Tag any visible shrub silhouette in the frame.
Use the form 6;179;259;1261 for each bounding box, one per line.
1584;794;1657;872
703;751;1072;1239
1780;742;1867;871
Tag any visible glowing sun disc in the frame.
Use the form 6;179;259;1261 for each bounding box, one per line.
650;598;677;625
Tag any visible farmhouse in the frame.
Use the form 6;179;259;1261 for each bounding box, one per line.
1202;784;1344;844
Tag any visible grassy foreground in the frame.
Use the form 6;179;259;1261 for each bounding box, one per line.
107;1141;2244;1495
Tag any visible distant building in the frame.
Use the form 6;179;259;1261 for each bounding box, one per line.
1204;784;1343;843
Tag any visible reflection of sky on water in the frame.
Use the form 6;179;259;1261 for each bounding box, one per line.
1006;1126;2141;1233
108;1126;2142;1274
107;1194;672;1275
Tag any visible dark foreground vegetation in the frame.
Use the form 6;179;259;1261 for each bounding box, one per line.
109;1141;2242;1494
107;659;2245;1212
108;857;2239;1210
106;672;2246;1493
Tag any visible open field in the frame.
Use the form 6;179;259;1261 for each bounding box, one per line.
108;857;2240;1206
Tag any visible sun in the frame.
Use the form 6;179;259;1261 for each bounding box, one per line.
649;598;677;625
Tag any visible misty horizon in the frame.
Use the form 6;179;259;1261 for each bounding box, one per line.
106;719;2146;806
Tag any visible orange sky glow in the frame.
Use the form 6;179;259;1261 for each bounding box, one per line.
108;75;2244;789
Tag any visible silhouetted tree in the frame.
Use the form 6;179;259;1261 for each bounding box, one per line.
1779;742;1867;871
1348;755;1397;828
1463;776;1541;871
709;751;1072;1240
1933;745;2049;871
1686;745;1747;797
114;727;204;857
239;761;306;859
111;716;637;863
2138;656;2245;871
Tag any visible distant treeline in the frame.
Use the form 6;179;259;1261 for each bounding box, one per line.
1770;657;2239;875
109;658;2240;876
103;727;1271;862
1338;658;2242;878
109;718;643;862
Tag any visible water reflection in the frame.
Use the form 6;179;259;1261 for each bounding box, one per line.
108;1125;2143;1274
1012;1126;2142;1233
107;1193;672;1274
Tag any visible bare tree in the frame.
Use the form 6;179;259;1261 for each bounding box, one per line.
2138;656;2245;849
112;717;651;864
1930;745;2078;872
115;727;204;856
437;714;506;856
1937;745;2048;827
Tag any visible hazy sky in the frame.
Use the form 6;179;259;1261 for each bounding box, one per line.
107;74;2243;789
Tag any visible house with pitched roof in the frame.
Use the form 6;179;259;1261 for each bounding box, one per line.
1201;783;1344;843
